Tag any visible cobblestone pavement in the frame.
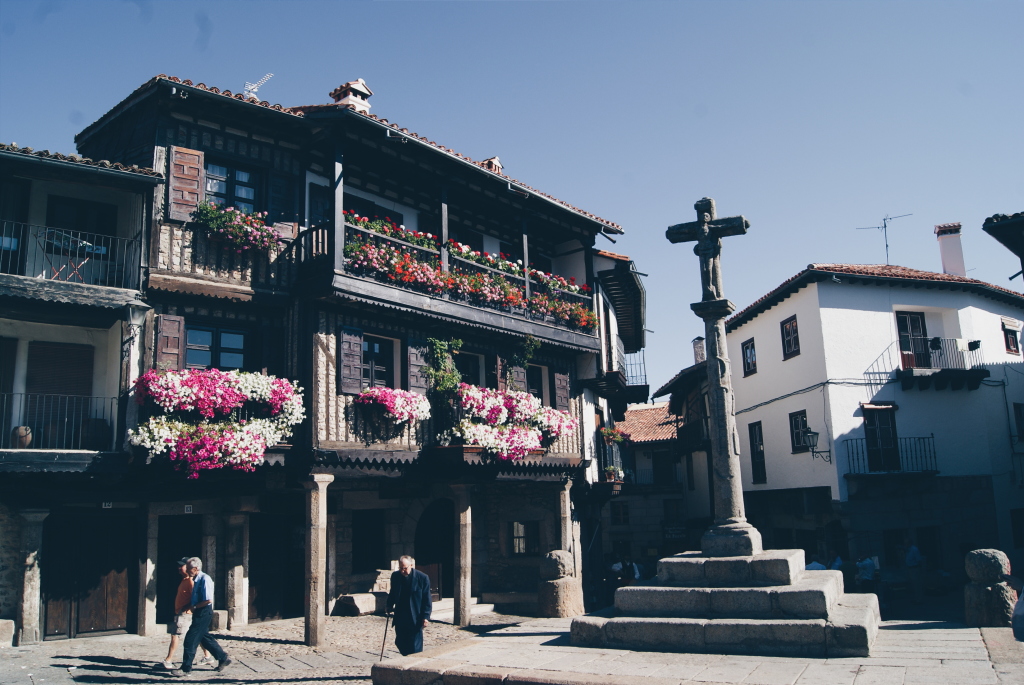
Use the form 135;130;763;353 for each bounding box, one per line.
3;615;1024;685
0;612;528;685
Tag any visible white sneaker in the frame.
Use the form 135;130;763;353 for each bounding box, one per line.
162;660;175;670
199;656;214;666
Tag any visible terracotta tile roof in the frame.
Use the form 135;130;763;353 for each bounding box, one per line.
618;403;677;444
985;212;1024;225
0;142;162;178
595;249;631;261
727;263;1024;331
76;75;621;232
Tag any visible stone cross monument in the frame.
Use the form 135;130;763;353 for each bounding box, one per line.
666;197;762;557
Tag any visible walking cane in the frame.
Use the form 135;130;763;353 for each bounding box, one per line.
379;612;391;661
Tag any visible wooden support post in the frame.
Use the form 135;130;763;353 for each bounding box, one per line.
440;185;449;273
136;508;159;636
16;509;48;645
452;484;472;627
225;514;249;629
522;217;530;300
304;474;334;646
332;145;346;273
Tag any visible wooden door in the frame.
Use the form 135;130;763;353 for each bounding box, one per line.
895;312;928;369
864;408;901;472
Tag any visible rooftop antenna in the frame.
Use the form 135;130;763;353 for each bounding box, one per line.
243;73;273;100
855;213;912;265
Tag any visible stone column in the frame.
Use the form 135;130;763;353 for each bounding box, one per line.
137;509;159;636
327;514;338;616
304;474;334;645
224;514;249;629
452;485;472;627
558;479;579;577
16;509;48;645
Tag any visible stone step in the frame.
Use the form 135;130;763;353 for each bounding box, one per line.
430;598;495;623
571;608;874;657
657;548;806;587
615;570;843;620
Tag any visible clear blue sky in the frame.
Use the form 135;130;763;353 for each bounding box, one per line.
1;0;1021;392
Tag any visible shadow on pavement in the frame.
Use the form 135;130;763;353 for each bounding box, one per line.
879;621;969;630
212;633;305;646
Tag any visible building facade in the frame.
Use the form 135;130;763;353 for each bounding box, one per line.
0;75;646;644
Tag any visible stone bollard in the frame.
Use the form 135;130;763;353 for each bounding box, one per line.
964;548;1016;627
538;550;585;618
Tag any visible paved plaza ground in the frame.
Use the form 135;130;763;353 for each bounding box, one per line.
2;612;1023;685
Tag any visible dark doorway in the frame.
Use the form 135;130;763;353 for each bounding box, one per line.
864;408;901;472
156;515;203;624
42;511;137;639
248;511;304;622
352;509;388;574
896;311;929;369
414;499;454;600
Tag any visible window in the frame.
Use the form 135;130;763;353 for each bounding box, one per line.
1014;404;1024;443
1005;325;1020;355
1012;509;1024;549
741;338;757;376
780;316;800;359
453;352;483;386
206;163;259;213
610;502;630;527
789;410;809;453
685;453;695;491
896;311;929;368
864;407;900;472
510;521;540;556
185;326;246;370
749;422;767;484
361;335;394;389
526;364;547;404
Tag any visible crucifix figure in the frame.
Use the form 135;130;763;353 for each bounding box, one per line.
666;197;762;557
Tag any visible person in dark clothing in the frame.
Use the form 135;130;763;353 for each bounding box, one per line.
386;555;432;655
168;557;231;678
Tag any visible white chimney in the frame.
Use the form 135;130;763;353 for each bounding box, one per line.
329;78;373;115
692;337;706;364
482;156;503;174
934;222;966;277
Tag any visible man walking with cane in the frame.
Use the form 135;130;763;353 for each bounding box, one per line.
386;555;432;656
169;557;232;678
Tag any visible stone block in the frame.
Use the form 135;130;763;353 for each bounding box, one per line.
210;610;228;631
538;576;585;618
826;601;877;657
657;552;705;586
506;670;678;685
539;551;574;581
569;615;607;646
965;549;1011;583
836;590;880;622
704;618;827;656
604;617;706;651
774;573;840;619
965;581;1015;627
0;619;13;647
709;587;772;617
443;665;511;685
750;549;804;586
614;585;710;616
704;557;752;586
336;592;386;616
372;658;463;685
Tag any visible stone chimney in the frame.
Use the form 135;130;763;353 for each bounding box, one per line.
934;222;966;277
482;156;503;174
692;337;706;364
329;78;373;115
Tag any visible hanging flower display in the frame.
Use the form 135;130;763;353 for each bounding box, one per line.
600;427;631;444
442;383;578;460
130;369;305;479
354;387;432;424
192;202;283;253
344;211;440;250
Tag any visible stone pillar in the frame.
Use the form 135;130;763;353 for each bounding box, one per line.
558;479;579;577
327;514;338;616
202;515;219;593
137;510;159;636
224;514;249;629
452;485;472;627
304;474;334;645
16;509;48;645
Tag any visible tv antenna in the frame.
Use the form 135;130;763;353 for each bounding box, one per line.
856;213;912;265
243;73;273;100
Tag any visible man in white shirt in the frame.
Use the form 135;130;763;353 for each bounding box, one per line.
169;557;232;677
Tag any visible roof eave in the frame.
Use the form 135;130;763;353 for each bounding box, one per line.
0;149;163;184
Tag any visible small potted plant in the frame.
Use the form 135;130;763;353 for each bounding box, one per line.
600;427;630;445
603;465;620;482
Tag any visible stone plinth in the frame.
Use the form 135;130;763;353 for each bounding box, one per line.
571;549;879;657
964;548;1016;627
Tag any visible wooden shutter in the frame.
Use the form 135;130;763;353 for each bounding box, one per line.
269;174;298;239
407;338;429;395
167;146;204;223
26;342;94;396
339;327;363;395
553;372;570;412
155;315;185;371
511;366;528;393
260;324;282;376
495;356;507;393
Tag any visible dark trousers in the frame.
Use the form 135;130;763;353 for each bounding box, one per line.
181;606;226;672
394;622;423;656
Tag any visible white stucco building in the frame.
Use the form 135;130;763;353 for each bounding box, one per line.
725;227;1024;573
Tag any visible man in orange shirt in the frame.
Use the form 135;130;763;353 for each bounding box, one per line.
162;557;210;670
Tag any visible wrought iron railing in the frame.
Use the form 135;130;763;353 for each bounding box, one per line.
899;337;983;371
844;435;937;474
0;393;119;451
624;351;648;387
0;221;141;289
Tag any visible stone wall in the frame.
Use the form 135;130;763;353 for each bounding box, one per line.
0;503;21;620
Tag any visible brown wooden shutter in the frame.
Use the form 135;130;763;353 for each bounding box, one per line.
407;338;429;395
26;342;94;396
339;327;363;394
155;315;185;370
511;366;528;392
168;146;204;223
495;356;506;393
553;372;570;412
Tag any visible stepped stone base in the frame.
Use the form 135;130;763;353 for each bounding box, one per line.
571;549;880;657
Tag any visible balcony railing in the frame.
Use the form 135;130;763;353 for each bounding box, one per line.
899;337;983;371
1;221;141;289
844;435;937;474
1;393;119;451
624;351;648;387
